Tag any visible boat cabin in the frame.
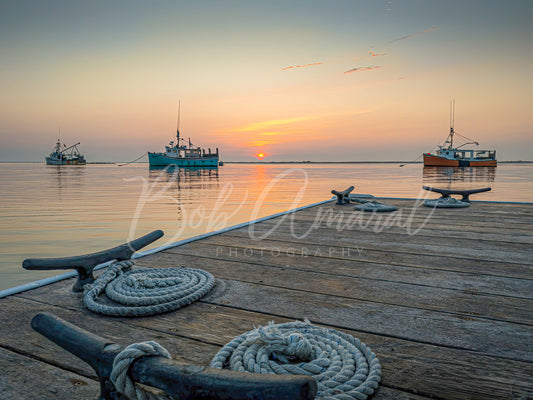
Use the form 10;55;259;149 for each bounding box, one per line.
436;147;496;161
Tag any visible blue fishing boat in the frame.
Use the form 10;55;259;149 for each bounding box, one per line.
148;138;219;167
148;104;219;167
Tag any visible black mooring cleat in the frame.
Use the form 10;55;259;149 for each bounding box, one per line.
331;186;355;205
423;186;491;202
22;230;164;292
31;312;317;400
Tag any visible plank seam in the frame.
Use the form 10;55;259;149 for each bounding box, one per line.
198;232;533;267
147;251;533;300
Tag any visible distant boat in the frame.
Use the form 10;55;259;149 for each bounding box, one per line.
423;100;496;167
45;139;86;165
148;103;219;167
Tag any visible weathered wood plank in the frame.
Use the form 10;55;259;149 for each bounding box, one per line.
0;347;99;400
294;200;533;227
250;209;533;244
3;291;531;400
127;298;533;400
275;208;533;243
233;218;533;255
2;293;431;399
158;240;532;298
0;295;219;375
223;225;532;264
199;233;533;280
138;253;532;361
293;201;533;221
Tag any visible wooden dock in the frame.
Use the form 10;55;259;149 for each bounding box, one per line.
1;197;532;399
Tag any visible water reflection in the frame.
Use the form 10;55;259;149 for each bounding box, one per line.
143;166;221;224
422;166;496;190
148;166;219;190
45;165;86;193
149;165;219;178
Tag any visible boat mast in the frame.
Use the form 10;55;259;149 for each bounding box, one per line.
176;100;181;147
449;98;455;149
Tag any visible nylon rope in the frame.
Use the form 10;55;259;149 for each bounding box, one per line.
83;260;215;317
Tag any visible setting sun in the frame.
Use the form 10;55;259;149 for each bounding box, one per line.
256;153;265;160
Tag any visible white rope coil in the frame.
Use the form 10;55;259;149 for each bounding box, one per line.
210;320;381;400
111;341;172;400
423;197;470;208
83;261;215;316
353;201;397;213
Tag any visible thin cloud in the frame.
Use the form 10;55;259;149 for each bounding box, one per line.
281;62;323;71
235;110;374;133
389;27;439;43
344;66;381;74
236;116;314;132
353;51;387;61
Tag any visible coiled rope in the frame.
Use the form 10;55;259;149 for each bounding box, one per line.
353;200;397;213
210;320;381;400
423;197;470;208
83;260;215;317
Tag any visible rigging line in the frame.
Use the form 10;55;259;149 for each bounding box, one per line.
454;130;479;144
116;152;148;166
399;153;423;167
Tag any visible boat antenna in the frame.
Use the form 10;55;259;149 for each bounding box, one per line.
55;127;62;152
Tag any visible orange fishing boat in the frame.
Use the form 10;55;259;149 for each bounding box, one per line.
423;101;497;167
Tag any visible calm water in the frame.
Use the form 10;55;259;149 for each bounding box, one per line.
1;162;532;291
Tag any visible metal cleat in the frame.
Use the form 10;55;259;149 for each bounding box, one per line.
23;230;164;292
31;312;317;400
331;186;355;205
423;186;491;202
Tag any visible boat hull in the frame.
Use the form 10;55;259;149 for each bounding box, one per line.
45;157;86;165
148;152;219;167
423;153;497;167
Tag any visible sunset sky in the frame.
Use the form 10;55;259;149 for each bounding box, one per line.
1;0;531;162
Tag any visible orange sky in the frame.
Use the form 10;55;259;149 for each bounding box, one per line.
0;1;532;161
